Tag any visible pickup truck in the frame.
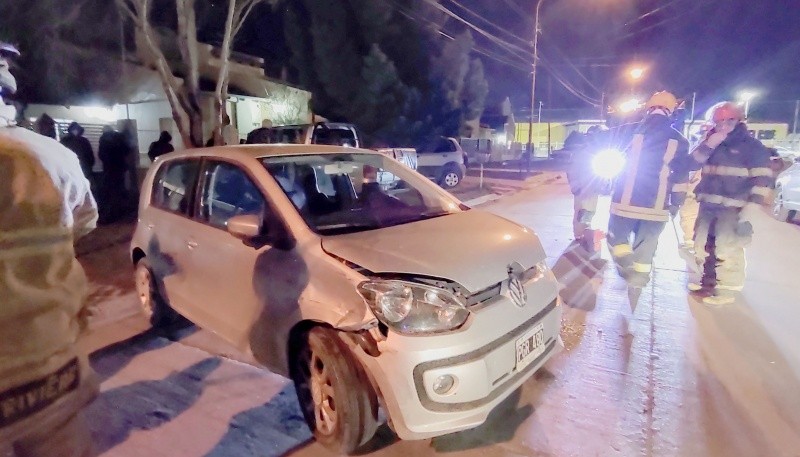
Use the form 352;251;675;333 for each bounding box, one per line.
416;137;467;189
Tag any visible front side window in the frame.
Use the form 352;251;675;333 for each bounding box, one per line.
261;153;463;235
151;159;201;215
198;161;266;230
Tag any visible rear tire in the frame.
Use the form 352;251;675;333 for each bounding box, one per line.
291;327;379;455
439;164;463;189
134;257;178;328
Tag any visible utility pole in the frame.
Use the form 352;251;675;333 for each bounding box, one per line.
600;92;606;121
526;0;546;158
687;91;696;137
793;99;799;136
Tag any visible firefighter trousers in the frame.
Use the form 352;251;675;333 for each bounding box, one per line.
679;194;699;245
607;215;666;286
693;206;749;290
9;410;94;457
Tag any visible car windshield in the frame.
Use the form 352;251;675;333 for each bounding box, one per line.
261;153;464;235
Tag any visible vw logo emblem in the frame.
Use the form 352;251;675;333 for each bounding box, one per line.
508;276;527;308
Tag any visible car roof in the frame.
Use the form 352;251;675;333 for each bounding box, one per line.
159;144;378;162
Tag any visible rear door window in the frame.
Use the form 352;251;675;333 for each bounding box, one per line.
151;159;201;216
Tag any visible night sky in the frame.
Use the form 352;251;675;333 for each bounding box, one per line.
447;0;800;122
240;0;800;123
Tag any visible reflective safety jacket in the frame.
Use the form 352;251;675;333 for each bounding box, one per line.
611;114;691;222
0;106;99;441
691;124;773;211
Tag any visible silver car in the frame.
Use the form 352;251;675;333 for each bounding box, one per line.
131;144;562;454
775;157;800;222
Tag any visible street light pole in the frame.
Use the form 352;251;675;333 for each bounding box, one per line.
526;0;546;158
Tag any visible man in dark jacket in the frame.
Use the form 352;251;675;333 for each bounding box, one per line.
60;122;95;179
608;91;691;291
688;102;773;306
148;130;174;162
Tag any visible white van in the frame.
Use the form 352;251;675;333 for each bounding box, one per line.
131;144;562;454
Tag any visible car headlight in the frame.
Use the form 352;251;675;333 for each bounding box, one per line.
592;148;626;179
357;280;470;335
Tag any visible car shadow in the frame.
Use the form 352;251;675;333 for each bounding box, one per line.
203;384;313;457
87;357;221;455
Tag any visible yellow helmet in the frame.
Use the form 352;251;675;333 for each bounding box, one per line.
645;91;678;113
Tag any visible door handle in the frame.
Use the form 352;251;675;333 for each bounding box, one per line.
187;240;198;249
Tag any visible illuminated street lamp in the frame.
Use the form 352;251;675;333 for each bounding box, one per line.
738;90;758;118
628;66;645;82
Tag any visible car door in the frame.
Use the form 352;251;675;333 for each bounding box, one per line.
783;163;800;208
183;159;284;350
144;158;203;314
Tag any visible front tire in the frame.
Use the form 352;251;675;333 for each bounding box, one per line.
291;327;378;455
134;257;178;328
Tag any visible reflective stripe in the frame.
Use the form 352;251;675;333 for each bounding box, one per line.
612;243;633;257
621;134;644;206
655;139;678;210
0;227;72;257
696;194;748;208
751;186;772;197
749;167;774;177
610;202;669;222
633;262;652;273
702;165;750;177
717;284;744;292
672;183;689;192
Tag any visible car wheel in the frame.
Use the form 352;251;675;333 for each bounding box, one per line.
292;327;379;455
773;187;792;222
439;165;463;189
134;258;177;328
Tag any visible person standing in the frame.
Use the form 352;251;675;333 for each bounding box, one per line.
147;130;174;162
607;91;691;292
0;40;99;457
98;125;129;222
60;122;95;180
688;102;773;305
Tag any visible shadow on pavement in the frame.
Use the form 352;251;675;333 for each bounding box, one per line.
87;356;221;455
204;384;312;457
89;318;198;383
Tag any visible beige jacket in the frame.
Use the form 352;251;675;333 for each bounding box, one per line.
0;105;99;441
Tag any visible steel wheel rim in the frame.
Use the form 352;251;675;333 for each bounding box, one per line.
309;351;337;435
444;172;459;187
135;266;154;319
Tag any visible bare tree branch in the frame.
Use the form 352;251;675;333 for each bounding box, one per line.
232;0;264;37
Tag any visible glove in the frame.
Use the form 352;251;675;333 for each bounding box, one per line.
705;131;728;149
736;221;753;237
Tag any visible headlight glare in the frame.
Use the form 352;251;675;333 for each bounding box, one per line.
358;280;469;334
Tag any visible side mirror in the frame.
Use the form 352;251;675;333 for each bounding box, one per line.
227;214;262;240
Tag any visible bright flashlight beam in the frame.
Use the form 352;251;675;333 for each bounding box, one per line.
592;148;626;180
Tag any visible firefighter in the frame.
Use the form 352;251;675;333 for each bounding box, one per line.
0;41;99;456
607;91;691;290
567;126;601;242
688;102;773;306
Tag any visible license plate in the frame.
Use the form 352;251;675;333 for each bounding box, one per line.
515;323;545;371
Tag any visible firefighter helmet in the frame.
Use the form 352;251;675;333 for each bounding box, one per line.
709;102;745;123
645;91;679;113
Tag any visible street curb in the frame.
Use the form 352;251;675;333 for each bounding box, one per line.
464;172;565;207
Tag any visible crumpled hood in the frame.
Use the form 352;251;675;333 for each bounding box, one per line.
321;210;546;293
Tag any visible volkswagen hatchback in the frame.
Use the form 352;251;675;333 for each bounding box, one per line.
131;144;562;454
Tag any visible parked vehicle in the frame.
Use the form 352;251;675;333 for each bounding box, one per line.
130;144;562;454
774;156;800;222
416;136;467;189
